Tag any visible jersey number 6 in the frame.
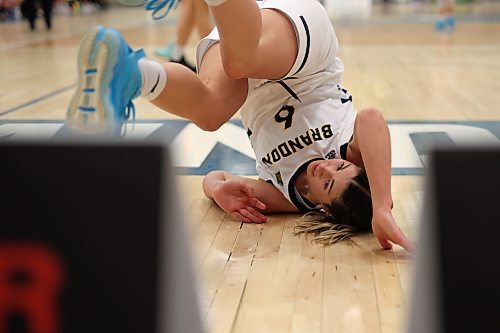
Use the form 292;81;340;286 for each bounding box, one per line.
275;105;295;130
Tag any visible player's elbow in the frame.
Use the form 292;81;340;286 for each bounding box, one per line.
355;108;387;133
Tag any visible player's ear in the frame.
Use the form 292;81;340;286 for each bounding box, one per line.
346;133;363;167
322;205;333;218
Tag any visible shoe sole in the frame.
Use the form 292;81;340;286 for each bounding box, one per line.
66;26;121;135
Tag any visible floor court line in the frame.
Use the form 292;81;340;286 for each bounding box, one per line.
0;84;75;117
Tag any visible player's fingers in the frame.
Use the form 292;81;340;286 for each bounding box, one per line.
231;212;251;223
239;208;265;223
245;206;267;222
249;197;266;210
393;232;415;252
377;237;393;250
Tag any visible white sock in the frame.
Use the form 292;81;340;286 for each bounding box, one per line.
138;59;167;101
204;0;227;7
170;44;184;61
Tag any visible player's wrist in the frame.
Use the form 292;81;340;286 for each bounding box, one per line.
371;194;394;211
372;202;393;215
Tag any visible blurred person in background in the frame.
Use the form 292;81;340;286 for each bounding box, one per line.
20;0;53;30
154;0;212;72
435;0;455;34
0;0;22;21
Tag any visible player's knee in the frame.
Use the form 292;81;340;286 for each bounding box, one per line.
357;107;384;123
222;62;246;80
196;118;225;132
221;57;255;80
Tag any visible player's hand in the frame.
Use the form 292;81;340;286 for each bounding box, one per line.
212;179;268;223
371;208;414;252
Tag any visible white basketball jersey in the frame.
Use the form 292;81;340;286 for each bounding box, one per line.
196;0;357;211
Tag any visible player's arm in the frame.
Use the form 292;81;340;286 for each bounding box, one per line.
347;108;414;252
202;171;299;223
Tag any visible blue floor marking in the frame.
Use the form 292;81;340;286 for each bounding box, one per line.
1;119;499;176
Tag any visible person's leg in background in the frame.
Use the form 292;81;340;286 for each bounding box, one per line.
20;0;53;30
193;0;212;38
20;0;37;30
155;0;194;68
155;0;213;72
169;0;196;70
39;0;53;29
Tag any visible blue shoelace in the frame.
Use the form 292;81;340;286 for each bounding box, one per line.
124;101;135;121
121;101;136;136
120;48;145;135
144;0;180;20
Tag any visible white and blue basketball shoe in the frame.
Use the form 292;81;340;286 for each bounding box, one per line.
66;26;145;135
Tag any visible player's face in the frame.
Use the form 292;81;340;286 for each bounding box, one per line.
305;159;361;206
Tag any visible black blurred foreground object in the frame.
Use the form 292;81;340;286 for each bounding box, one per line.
407;146;500;333
0;140;203;333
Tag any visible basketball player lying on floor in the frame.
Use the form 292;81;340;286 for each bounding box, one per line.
66;0;413;251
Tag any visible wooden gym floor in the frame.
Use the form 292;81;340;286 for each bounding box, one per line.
1;1;500;332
